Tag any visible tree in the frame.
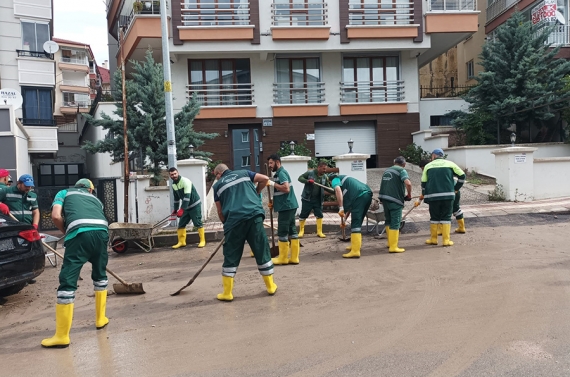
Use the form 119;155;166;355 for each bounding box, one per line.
449;12;570;144
83;50;218;182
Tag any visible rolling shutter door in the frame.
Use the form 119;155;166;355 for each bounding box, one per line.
314;121;377;157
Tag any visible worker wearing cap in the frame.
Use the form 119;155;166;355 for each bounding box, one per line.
0;174;39;228
212;164;277;301
267;154;300;265
0;169;10;189
297;161;329;239
42;179;110;348
420;148;466;247
378;156;413;253
331;175;373;258
168;167;206;249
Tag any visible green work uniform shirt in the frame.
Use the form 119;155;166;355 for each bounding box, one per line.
421;158;466;203
334;175;372;213
298;169;329;204
0;185;38;224
53;189;108;242
379;165;410;207
272;166;298;212
171;176;201;211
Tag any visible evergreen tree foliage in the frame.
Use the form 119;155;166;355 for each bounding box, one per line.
83;50;218;180
449;12;570;144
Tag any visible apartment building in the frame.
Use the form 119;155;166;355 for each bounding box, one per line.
105;0;479;170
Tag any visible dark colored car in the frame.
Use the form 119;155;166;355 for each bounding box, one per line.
0;214;45;297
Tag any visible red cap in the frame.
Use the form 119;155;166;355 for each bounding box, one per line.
0;169;9;178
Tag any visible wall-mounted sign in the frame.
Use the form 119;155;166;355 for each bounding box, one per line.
351;160;365;171
514;154;527;164
262;118;273;127
306;133;315;140
532;0;559;25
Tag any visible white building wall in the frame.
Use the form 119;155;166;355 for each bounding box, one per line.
419;98;468;130
534;159;570;199
13;0;52;19
85;102;122;179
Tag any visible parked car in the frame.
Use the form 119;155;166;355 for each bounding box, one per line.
0;214;45;297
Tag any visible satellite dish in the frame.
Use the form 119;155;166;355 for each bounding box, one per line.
556;10;566;25
43;40;59;54
0;88;23;110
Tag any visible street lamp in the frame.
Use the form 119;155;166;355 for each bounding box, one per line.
348;139;354;153
189;144;194;158
510;133;516;147
289;141;295;155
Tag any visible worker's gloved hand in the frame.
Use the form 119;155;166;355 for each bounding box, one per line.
414;201;421;207
268;201;273;209
308;179;314;184
176;208;184;217
266;180;275;187
0;203;9;215
339;222;346;229
338;206;345;218
404;194;412;201
419;195;424;201
32;224;38;230
455;190;458;194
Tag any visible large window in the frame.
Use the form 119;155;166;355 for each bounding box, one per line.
61;49;88;65
275;57;323;104
22;87;54;126
63;92;90;107
273;0;328;26
39;164;83;187
21;21;50;52
182;0;250;26
188;59;252;106
341;56;401;102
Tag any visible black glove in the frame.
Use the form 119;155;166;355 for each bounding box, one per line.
404;194;412;201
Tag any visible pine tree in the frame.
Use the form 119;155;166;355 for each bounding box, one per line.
83;50;218;181
450;12;570;144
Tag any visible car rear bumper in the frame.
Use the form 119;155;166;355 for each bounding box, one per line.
0;243;45;290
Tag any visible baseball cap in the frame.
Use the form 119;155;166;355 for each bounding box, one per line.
75;178;95;190
432;148;444;157
0;169;9;178
19;174;35;187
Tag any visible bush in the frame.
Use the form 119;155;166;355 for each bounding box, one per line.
488;184;506;201
275;141;336;169
206;159;222;182
399;143;432;165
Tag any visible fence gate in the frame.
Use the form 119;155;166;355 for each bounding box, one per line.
36;186;68;231
97;179;118;224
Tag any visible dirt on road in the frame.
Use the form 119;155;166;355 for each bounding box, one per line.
1;215;570;377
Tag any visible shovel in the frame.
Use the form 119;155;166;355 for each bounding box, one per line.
42;242;145;295
400;199;422;230
339;215;350;242
265;163;280;258
312;181;335;193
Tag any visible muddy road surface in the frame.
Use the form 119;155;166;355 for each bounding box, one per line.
1;215;570;377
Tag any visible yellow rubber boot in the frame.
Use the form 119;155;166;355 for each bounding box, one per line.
262;275;278;295
272;241;290;265
172;228;187;249
316;218;326;238
41;303;74;348
442;224;454;246
250;249;254;257
425;224;438;245
455;218;466;233
289;239;300;264
197;227;206;248
437;224;442;236
298;219;305;238
216;276;234;301
385;226;390;248
343;233;361;258
95;290;109;329
388;229;405;253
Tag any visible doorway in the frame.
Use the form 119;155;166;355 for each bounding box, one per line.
231;125;262;172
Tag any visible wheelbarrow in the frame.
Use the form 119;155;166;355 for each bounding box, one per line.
108;215;171;254
41;234;62;267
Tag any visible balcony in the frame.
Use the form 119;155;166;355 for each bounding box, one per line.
59;56;89;73
339;81;407;115
346;1;419;39
426;0;479;33
272;82;328;117
486;0;518;24
60;99;91;114
546;25;570;46
270;1;330;40
23;125;59;153
179;1;254;41
116;1;162;64
60;79;90;93
20;118;57;126
16;50;53;59
188;83;256;119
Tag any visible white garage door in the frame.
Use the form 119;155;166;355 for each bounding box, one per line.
314;121;377;157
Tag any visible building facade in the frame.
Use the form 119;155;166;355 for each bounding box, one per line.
105;0;479;169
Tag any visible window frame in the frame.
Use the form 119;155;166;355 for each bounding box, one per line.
20;19;50;52
183;0;250;26
342;55;400;103
21;86;54;125
275;57;322;104
38;164;84;187
467;60;475;80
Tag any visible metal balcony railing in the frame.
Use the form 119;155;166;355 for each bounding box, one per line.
187;83;254;106
546;25;570;46
62;100;90;108
181;1;250;26
271;1;328;26
60;56;88;65
118;1;161;34
16;49;53;59
420;85;473;98
21;118;57;126
340;81;405;103
429;0;476;11
61;79;87;87
348;1;415;25
58;122;78;132
273;82;325;104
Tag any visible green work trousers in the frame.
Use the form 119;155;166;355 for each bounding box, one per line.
428;200;454;224
382;202;403;230
349;192;373;234
178;204;203;229
277;208;298;242
57;230;109;304
222;215;273;277
452;191;463;220
299;198;324;220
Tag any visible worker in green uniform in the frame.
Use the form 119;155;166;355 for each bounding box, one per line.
42;179;110;348
169;167;206;249
297;161;329;238
331;175;373;258
0;169;10;189
420;148;466;247
267;154;300;265
0;174;39;228
212;164;277;301
378;156;413;253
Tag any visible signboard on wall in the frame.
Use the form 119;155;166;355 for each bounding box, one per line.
532;0;557;25
351;160;365;171
306;133;315;140
262;118;273;127
514;154;527;164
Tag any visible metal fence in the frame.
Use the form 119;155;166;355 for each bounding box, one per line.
182;1;250;26
420;85;473;98
429;0;476;11
348;1;414;25
340;80;405;102
273;82;325;104
187;83;254;106
272;1;328;26
16;49;53;59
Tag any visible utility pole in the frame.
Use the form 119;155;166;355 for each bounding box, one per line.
120;27;130;222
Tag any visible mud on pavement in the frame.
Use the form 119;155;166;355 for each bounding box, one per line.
1;213;570;377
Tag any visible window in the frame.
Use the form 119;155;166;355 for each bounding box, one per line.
38;164;83;187
467;60;475;80
63;92;90;107
275;57;322;104
21;21;50;52
188;59;252;106
61;49;88;65
348;0;413;26
22;87;53;125
183;0;250;26
342;56;401;102
273;0;327;26
241;156;250;167
241;131;249;143
430;115;454;127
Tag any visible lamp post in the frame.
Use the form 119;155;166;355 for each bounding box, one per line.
189;144;194;158
510;132;516;147
348;139;354;153
289;141;295;155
